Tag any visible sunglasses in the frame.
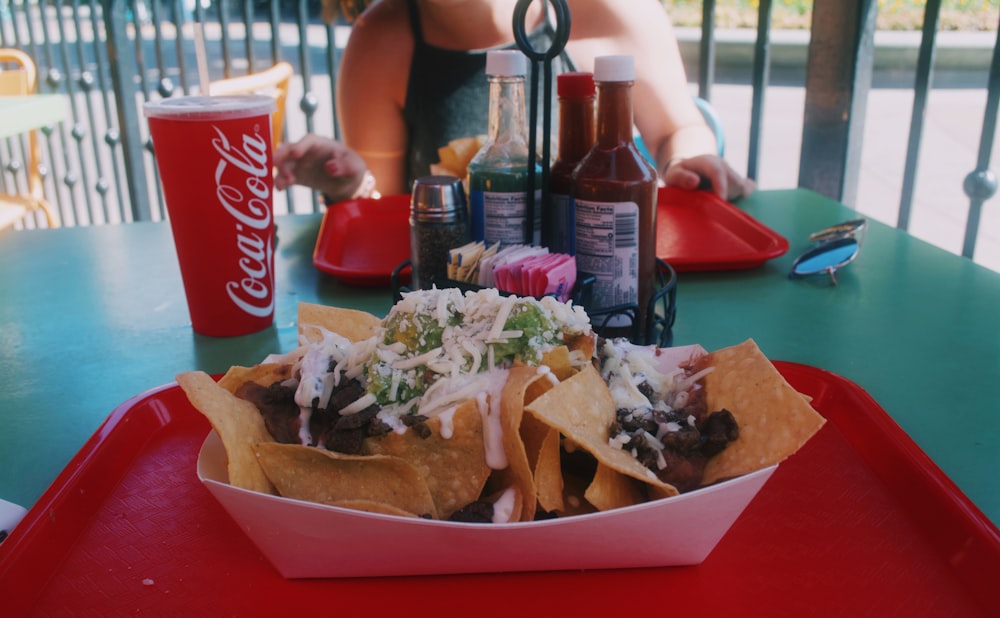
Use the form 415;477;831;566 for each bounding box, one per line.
789;218;867;285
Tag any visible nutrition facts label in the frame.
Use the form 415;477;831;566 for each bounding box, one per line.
470;189;541;245
575;199;639;323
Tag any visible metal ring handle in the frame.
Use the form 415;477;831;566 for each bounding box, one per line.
512;0;572;247
512;0;571;62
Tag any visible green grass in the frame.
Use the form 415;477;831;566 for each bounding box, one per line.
665;0;999;31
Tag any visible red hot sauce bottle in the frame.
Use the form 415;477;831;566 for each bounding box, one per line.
547;72;596;255
572;55;658;336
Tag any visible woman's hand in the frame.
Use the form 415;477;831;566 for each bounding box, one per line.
274;134;369;202
662;154;755;202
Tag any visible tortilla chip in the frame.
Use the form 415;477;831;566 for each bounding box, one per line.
488;366;548;522
533;427;565;513
539;346;577;382
699;339;826;485
255;442;439;519
585;463;645;512
519;411;551;471
565;333;596;364
436;145;463;174
525;364;680;500
297;301;381;344
363;399;489;520
429;162;459;177
177;371;277;495
217;362;292;395
327;499;422;519
433;136;487;179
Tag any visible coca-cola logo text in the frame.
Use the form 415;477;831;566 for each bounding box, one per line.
212;123;274;318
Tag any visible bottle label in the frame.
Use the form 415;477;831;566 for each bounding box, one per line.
211;124;276;320
549;193;575;255
575;199;639;326
470;189;541;245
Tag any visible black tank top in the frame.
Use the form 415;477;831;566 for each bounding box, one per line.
402;0;574;189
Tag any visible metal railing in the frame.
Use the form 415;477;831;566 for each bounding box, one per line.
1;0;998;266
1;0;340;225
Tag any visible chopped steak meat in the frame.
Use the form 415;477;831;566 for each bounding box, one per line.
235;381;300;444
236;373;393;454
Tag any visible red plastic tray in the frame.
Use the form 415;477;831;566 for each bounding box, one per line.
2;363;998;616
656;186;789;271
313;194;411;286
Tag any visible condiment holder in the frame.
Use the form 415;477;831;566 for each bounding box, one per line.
394;0;677;347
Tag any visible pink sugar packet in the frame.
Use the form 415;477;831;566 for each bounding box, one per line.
480;245;547;287
541;254;576;302
517;254;551;296
494;252;576;302
528;254;560;296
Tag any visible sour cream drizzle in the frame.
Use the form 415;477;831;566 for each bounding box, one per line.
474;369;510;470
437;406;457;439
491;487;518;523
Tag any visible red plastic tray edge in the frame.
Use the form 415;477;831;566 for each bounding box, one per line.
2;365;998;614
776;361;1000;612
656;186;790;271
0;383;178;612
312;194;411;286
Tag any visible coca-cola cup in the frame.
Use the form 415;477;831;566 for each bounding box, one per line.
144;95;277;337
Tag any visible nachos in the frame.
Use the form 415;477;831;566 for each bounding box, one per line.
178;289;825;523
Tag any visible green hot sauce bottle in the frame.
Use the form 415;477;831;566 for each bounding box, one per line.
468;50;540;246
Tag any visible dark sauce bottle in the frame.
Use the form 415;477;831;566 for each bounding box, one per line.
547;72;595;254
572;55;658;338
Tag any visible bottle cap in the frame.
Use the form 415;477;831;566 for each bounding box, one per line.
557;72;595;98
486;50;527;77
593;55;635;82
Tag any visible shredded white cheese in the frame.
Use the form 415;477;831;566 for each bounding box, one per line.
339;393;377;416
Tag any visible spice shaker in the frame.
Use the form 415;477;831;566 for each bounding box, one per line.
410;175;470;289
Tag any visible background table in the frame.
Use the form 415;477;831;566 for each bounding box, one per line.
0;188;997;528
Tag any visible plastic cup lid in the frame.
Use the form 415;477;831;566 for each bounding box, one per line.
486;50;527;77
143;94;277;120
594;55;635;82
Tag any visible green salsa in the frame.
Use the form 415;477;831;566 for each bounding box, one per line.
363;288;592;412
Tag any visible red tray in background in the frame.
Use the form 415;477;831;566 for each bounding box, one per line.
313;194;411;286
656;186;789;271
2;363;998;616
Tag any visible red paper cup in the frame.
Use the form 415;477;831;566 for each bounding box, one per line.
145;95;277;337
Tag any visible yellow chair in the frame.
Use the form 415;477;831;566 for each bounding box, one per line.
0;48;59;230
208;61;294;152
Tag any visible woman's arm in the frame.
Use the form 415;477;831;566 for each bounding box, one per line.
335;0;413;197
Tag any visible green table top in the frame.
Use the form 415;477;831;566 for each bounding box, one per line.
1;188;998;526
0;94;66;138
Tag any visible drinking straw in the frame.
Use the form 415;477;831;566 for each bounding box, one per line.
193;21;210;95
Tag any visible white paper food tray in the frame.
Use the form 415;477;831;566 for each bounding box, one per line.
198;430;775;579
